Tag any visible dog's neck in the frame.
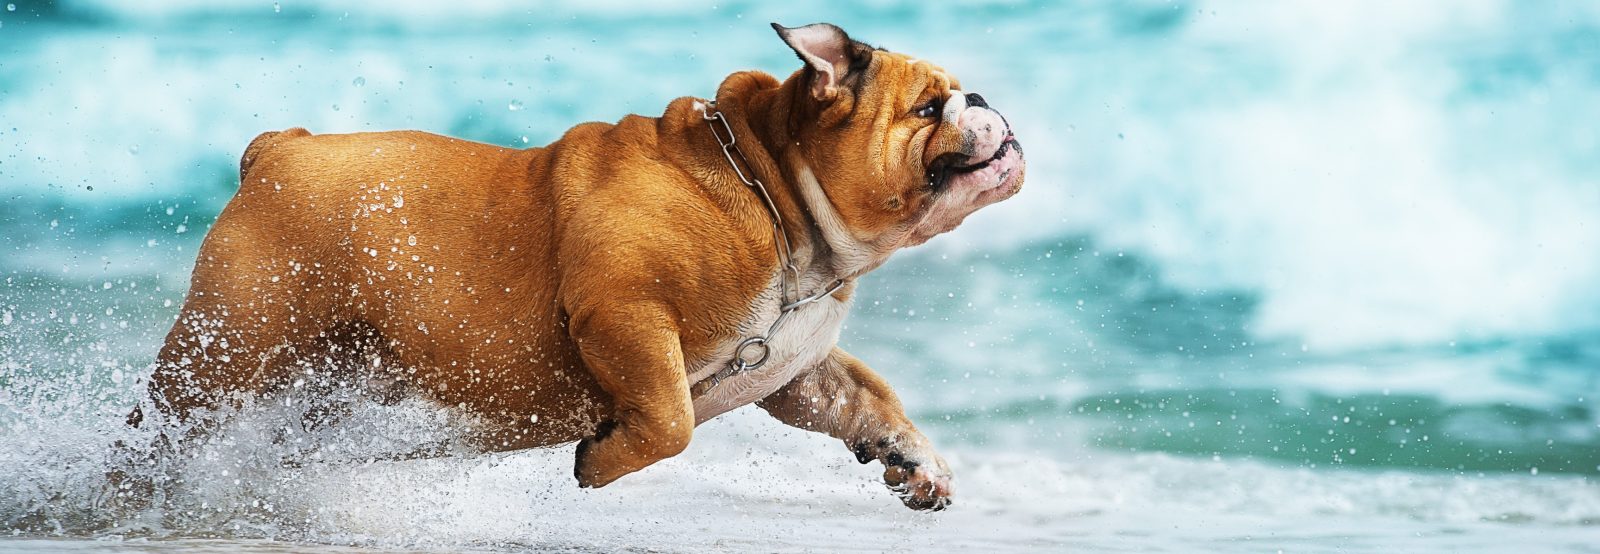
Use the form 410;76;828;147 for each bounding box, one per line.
711;76;890;283
705;81;856;285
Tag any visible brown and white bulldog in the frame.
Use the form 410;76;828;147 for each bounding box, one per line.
132;22;1024;511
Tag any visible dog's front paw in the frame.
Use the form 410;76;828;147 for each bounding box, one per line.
884;452;953;511
573;419;619;488
860;438;954;511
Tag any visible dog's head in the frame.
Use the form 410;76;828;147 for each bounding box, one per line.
772;22;1025;266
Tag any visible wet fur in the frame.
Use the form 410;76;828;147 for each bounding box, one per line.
137;23;1021;510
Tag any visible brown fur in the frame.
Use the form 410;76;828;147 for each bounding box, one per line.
139;23;1022;510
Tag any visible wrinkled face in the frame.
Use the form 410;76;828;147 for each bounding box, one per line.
777;23;1026;259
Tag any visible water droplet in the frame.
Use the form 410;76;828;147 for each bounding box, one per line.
508;100;524;111
272;2;280;13
332;104;341;112
352;76;366;87
127;145;139;155
5;4;14;12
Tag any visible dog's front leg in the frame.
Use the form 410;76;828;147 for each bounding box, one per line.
757;347;953;510
569;304;694;488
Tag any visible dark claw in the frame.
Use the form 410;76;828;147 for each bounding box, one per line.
853;442;873;464
896;487;952;511
573;419;618;488
899;459;919;472
592;419;618;441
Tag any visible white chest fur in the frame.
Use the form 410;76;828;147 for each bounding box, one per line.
689;272;852;423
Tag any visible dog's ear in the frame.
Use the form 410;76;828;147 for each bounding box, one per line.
772;22;873;101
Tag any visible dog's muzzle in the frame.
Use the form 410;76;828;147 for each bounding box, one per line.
929;91;1022;192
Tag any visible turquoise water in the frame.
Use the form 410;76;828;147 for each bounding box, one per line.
2;0;1599;551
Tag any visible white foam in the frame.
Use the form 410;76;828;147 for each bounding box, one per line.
2;400;1597;551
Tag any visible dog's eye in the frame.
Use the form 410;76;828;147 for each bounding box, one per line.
914;102;939;119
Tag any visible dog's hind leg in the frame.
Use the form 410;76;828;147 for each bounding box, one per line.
141;217;332;432
135;129;329;432
114;219;327;504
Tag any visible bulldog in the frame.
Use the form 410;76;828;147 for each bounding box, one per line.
131;22;1024;511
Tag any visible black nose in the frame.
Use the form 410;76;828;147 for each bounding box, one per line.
965;92;988;109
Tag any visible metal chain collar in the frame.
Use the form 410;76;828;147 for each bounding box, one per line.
695;102;846;394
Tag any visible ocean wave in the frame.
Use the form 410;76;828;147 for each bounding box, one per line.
4;0;1598;352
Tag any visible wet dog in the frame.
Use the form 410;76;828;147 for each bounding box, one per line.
131;22;1024;510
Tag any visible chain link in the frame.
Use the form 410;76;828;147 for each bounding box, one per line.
696;103;847;393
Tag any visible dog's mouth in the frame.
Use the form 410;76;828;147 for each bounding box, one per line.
928;132;1022;192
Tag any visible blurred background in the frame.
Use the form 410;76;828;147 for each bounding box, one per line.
2;0;1598;552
